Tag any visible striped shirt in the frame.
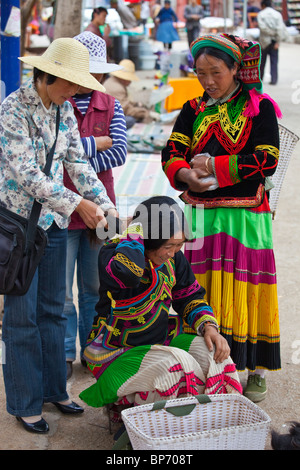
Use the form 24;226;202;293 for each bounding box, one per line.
72;93;127;173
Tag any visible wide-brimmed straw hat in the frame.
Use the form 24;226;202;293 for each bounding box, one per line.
19;37;105;92
74;32;122;74
110;59;139;81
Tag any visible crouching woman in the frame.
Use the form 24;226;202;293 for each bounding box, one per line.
79;196;242;411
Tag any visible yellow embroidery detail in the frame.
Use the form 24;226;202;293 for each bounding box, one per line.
137;315;146;324
192;102;248;151
183;299;209;318
107;291;116;308
169;131;191;147
255;145;279;160
100;320;115;332
90;331;95;340
115;252;144;277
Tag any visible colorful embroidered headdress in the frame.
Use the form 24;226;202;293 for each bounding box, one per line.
190;33;263;93
190;33;282;118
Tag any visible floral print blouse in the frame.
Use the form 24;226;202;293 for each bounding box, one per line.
0;78;115;230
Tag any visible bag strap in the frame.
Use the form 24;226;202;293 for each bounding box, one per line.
151;394;211;416
112;429;132;450
26;106;60;250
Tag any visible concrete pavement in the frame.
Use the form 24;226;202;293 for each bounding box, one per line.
0;39;299;451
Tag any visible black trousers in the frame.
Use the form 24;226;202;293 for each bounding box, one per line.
260;42;278;84
187;26;200;46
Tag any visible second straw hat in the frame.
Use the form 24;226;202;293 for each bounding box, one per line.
110;59;139;81
73;31;122;74
19;37;105;92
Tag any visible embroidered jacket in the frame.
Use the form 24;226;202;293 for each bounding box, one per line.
0;78;114;230
87;223;217;351
162;86;279;208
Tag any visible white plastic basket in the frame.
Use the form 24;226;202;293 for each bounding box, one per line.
121;394;271;450
269;124;299;219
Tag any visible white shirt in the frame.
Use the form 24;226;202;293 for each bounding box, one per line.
257;7;287;49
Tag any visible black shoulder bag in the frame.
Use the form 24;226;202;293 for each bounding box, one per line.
0;106;60;296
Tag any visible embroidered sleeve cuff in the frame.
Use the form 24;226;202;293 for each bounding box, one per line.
214;154;242;188
197;317;219;336
163;158;191;190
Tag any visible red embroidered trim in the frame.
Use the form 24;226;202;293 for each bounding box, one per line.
180;183;265;208
214;154;232;187
205;363;243;394
238;150;278;179
113;263;158;308
214;154;241;187
193;119;252;156
165;159;190;189
190;98;199;110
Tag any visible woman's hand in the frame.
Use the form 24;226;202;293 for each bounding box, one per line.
190;153;213;176
75;199;108;229
94;136;113;151
106;207;119;219
96;208;122;240
204;325;231;363
176;167;213;193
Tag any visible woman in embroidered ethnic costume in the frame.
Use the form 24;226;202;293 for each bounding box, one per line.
161;34;282;402
79;197;242;412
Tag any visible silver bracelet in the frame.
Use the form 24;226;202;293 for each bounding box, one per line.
210;156;217;177
200;321;219;336
205;157;211;174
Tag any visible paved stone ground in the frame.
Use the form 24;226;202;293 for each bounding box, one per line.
0;39;299;452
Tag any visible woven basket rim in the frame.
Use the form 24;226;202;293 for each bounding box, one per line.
122;394;271;445
123;420;270;445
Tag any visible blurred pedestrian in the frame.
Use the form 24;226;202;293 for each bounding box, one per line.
151;0;162;39
110;0;138;29
85;6;111;49
247;0;260;28
184;0;203;46
155;0;179;50
140;0;150;29
257;0;287;85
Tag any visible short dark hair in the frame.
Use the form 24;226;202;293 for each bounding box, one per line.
33;68;57;85
261;0;272;6
92;6;108;19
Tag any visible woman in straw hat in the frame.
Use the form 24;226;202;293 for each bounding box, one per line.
103;59;155;129
0;37;117;434
162;34;282;403
62;32;127;379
